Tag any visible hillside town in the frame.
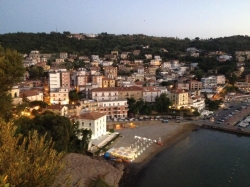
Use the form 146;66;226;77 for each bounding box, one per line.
9;42;250;149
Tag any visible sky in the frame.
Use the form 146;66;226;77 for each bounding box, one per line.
0;0;250;39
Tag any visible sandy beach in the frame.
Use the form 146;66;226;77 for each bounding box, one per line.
107;120;199;187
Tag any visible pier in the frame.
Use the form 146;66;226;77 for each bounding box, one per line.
201;123;250;136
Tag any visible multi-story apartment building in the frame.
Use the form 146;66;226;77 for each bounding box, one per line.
150;60;161;66
216;75;226;85
91;55;100;62
65;103;82;117
98;99;128;119
117;86;143;101
49;69;70;91
169;89;189;108
91;87;119;101
91;61;99;67
50;88;69;105
175;82;190;90
49;71;61;91
188;96;205;112
79;99;99;114
77;112;106;140
77;75;89;86
55;58;64;64
104;66;117;79
142;86;161;102
245;74;250;83
92;75;103;88
189;80;202;90
61;71;70;88
59;52;68;59
91;86;143;101
235;81;250;91
147;66;158;76
102;78;115;88
201;76;217;89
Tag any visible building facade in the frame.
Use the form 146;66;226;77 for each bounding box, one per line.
50;88;69;104
98;99;128;119
169;89;189;108
190;80;202;90
142;86;161;102
77;112;106;139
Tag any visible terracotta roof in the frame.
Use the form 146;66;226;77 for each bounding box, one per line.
102;78;115;81
91;86;142;92
78;112;106;120
19;90;41;97
171;89;188;94
143;86;160;92
46;105;66;110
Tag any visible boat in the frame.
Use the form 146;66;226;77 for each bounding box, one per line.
156;137;163;146
111;158;123;162
239;121;249;128
122;159;131;163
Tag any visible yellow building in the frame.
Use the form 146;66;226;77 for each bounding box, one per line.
102;78;116;88
169;89;189;108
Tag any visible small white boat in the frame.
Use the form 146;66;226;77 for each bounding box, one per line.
239;121;249;128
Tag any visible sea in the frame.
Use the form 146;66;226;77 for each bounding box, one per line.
134;128;250;187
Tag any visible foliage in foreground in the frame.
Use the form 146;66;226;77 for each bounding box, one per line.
0;120;65;187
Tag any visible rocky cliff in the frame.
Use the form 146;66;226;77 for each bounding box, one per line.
54;153;124;187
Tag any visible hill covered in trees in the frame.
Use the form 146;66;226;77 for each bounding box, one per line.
1;32;250;56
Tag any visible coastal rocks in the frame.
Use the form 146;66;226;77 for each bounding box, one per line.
54;153;124;187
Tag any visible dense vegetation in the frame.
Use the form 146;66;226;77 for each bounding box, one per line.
1;32;250;57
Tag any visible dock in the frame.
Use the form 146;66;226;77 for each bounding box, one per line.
201;123;250;136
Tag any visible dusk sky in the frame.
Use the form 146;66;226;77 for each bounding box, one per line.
1;0;250;39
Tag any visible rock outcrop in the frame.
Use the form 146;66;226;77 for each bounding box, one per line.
53;153;124;187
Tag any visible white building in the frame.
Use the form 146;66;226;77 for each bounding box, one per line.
49;69;68;91
91;87;119;101
216;75;226;85
188;96;205;112
91;55;100;62
162;62;171;69
142;86;161;102
77;112;106;140
102;61;113;66
201;76;217;89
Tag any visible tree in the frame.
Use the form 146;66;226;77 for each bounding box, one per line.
69;90;80;102
0;120;64;187
0;46;25;93
32;112;73;152
154;93;172;114
0;46;25;121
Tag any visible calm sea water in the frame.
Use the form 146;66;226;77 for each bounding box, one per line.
135;129;250;187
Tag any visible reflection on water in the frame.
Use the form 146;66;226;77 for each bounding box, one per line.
135;129;250;187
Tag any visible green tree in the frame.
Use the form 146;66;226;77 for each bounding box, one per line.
0;46;25;121
69;90;80;102
32;112;73;152
0;46;25;93
154;93;172;114
0;121;64;187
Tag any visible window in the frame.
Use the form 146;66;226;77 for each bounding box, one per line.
89;123;91;127
82;122;84;125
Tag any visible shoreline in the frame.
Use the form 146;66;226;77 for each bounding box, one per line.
118;122;198;187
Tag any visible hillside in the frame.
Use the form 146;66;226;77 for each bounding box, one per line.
1;32;250;55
